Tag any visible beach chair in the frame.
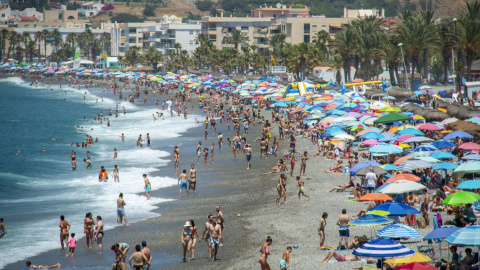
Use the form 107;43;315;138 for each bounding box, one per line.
417;240;435;259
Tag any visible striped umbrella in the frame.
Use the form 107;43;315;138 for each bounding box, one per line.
446;225;480;246
377;224;422;239
396;159;433;171
351;214;392;226
353;239;415;259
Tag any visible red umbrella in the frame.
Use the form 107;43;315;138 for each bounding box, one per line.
459;142;480;150
417;123;440;131
395;262;438;270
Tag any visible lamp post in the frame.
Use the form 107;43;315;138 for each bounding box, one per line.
452;18;462;104
398;43;409;92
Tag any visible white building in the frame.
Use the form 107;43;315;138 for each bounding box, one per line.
13;7;43;21
148;21;201;56
78;1;104;17
110;21;157;56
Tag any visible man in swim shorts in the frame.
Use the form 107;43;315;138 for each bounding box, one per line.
336;209;351;250
178;169;190;198
0;218;6;238
202;215;214;259
245;144;252;169
117;193;129;226
207;217;222;261
280;246;292;269
189;164;197;193
141;241;152;270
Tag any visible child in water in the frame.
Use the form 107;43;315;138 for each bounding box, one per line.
69;233;76;256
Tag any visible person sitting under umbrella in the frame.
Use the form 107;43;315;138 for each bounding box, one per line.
430;195;444;212
319;250;361;263
439;246;459;270
459;248;475;270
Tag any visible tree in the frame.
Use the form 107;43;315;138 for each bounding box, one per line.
436;21;455;84
379;32;402;85
315;30;330;60
51;28;61;55
328;54;343;85
34;31;43;60
287;43;323;79
7;30;19;59
222;29;248;51
195;0;213;11
146;47;163;72
458;1;480;82
41;29;50;62
267;33;286;58
124;46;140;66
110;13;144;23
99;32;111;55
330;27;355;83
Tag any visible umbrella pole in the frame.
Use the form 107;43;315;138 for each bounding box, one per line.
439;241;441;260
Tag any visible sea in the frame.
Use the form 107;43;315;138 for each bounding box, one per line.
0;77;199;268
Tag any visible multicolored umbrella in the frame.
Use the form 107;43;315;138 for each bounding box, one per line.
353;239;415;259
370;202;420;216
351;214;393;226
446;225;480;246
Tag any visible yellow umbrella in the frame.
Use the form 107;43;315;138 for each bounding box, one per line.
441;130;453;134
379;107;402;112
397;142;411;148
384;252;432;264
396;125;416;131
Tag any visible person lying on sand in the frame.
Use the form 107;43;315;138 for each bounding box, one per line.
264;159;288;174
327;180;355;193
319;251;360;263
25;261;61;269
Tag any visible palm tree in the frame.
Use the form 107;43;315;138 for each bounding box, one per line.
436;21;455;84
330;27;355;82
419;11;439;81
146;47;163;72
26;39;37;63
34;31;43;61
458;1;480;82
99;32;111;54
328;54;343;85
51;28;61;55
125;46;140;66
287;43;323;79
7;30;19;59
379;32;402;85
41;29;50;63
267;33;286;58
0;29;9;59
315;30;330;60
222;29;248;51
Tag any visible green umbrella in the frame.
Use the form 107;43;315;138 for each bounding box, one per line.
442;191;480;206
373;112;412;125
379;107;402;112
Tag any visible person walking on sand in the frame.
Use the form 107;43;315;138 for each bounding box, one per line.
84;212;95;248
280;246;292;270
129;244;148;270
141;241;152;270
0;218;6;239
211;143;215;164
296;176;310;200
188;164;197;193
336;209;351;250
173;146;180;175
202;215;214;259
299;151;309;176
207;217;222;261
95;216;104;254
245;144;252;169
216;205;224;246
189;219;200;261
276;173;287;205
365;167;376;194
117;193;129;226
196;142;202;164
203;147;209;165
68;233;76;257
178;169;190;198
259;236;273;270
143;174;151;200
318;212;328;249
182;221;193;262
59;215;70;250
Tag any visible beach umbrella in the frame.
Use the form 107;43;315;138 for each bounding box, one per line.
454;161;480;173
350;161;382;173
381;164;398;170
369;143;403;154
442;191;480;205
397;128;424;136
356;129;381;137
403;136;434;143
359;193;394;202
373;112;412;125
446;225;480;246
463;154;480;160
424;226;461;240
360;132;384;139
379;136;397;142
456;180;480;190
417;123;441;131
396;134;414;142
432;162;458;170
356;166;387;176
353;239;415;259
416;156;441;163
351;214;393;226
333;133;355;140
377;224;422;239
370;202;420;216
411;145;438;153
443;130;474;140
396;159;433;171
431;140;455;149
459;142;480;150
364;117;379;126
395;262;438;270
384;253;432;264
366;210;390;216
379;107;402;112
361;139;380;146
379;180;426;194
430;152;456;159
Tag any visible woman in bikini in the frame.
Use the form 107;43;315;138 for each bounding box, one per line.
210;143;215;164
182;221;193;262
264;159;288;174
327;180;354;193
189;219;200;261
275;173;287;205
84;212;95;248
95;215;104;254
290;152;297;177
300;151;309;176
259;236;273;270
318;212;328;249
113;165;119;182
59;215;70;250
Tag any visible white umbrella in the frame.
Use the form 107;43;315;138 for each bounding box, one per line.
419;85;432;90
364;117;379;126
440;118;459;125
379;180;427;194
371;101;388;110
331;117;357;123
334;134;356;140
403;136;434;143
396;159;433;171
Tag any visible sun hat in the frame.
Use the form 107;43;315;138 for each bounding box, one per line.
184;221;191;227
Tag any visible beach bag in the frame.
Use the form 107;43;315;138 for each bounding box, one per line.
436;212;443;227
416;218;426;228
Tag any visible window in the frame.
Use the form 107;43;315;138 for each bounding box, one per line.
129;38;135;43
190;31;193;35
1;14;4;18
190;42;194;46
312;25;317;30
241;26;248;31
303;23;310;34
129;28;136;33
322;25;327;30
303;35;310;43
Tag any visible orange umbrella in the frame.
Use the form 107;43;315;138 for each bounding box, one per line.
385;173;421;184
320;116;336;125
325;104;339;110
359;193;394;202
388;126;400;133
355;129;381;137
393;154;419;165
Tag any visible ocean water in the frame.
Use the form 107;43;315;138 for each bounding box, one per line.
0;77;198;268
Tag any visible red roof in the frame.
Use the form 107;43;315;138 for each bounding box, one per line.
18;15;39;21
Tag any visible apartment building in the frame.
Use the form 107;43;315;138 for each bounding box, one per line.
277;16;352;44
148;21;201;55
110;21;156;56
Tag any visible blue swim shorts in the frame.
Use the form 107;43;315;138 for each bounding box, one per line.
180;181;188;189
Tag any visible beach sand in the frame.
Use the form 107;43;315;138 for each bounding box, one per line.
4;74;455;270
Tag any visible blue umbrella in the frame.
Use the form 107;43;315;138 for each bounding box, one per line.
463;154;480;161
454;161;480;173
456;180;480;190
411;145;438;153
350;161;382;173
379;136;397;142
397;128;425;136
369;202;420;216
432;140;455;149
274;102;288;107
360;132;384;140
430;152;456;159
369;143;403;154
424;226;461;240
351;214;392;226
432;162;458;170
446;225;480;246
443;130;474;141
377;224;422;239
353;239;415;259
382;164;398;170
382;132;395;137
